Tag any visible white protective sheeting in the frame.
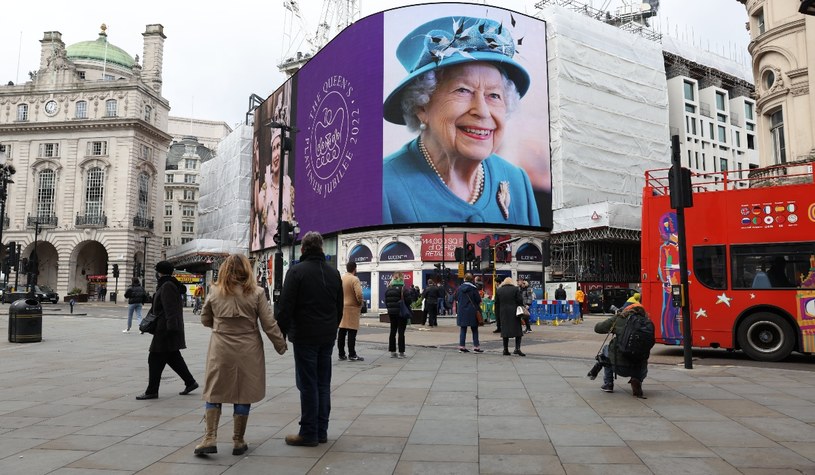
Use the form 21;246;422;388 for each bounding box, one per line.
537;6;671;233
662;36;753;83
552;201;641;233
166;124;252;259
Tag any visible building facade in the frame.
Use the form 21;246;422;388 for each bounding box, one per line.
738;0;815;166
0;24;170;298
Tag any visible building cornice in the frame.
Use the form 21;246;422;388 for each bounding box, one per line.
0;118;172;143
748;18;807;56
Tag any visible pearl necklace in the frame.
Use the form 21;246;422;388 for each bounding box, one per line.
419;138;484;205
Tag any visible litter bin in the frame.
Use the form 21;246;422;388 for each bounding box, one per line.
110;292;117;303
8;298;42;343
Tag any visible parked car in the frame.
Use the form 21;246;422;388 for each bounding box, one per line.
587;287;637;313
34;285;60;304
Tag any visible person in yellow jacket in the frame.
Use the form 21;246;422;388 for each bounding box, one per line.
574;286;585;321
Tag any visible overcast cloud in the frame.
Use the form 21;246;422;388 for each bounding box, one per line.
0;0;751;127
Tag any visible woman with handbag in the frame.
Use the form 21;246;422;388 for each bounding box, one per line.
384;272;412;358
193;254;288;456
494;277;526;356
454;273;483;353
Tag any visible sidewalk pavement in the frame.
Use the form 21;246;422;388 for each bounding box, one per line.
0;305;814;474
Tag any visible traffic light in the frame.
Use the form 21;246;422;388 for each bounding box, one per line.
465;243;475;262
112;263;120;278
20;257;28;273
454;247;465;262
496;244;509;263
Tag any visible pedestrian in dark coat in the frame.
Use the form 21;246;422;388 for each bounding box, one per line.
277;232;343;447
136;260;198;400
384;272;413;358
494;277;525;356
455;273;482;353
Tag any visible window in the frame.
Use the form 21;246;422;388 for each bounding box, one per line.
744;103;754;121
685;104;696;114
166;174;173;183
105;99;117;117
77;71;86;80
141;145;152;160
87;141;107;156
75;101;87;119
165;190;173;200
185;145;197;155
0;144;10;159
143;105;152;122
104;74;115;81
747;134;755;150
687;150;692;168
715;92;726;111
36;169;56;219
137;173;149;220
182;205;195;217
756;9;765;35
731;242;814;289
182;237;192;245
84;167;105;217
709;123;714;139
764;70;775;90
734;131;741;148
701;153;706;171
163;237;172;247
718;125;727;143
165;204;173;216
683;81;695;101
717;113;727;123
184;174;196;184
692;246;726;289
770;110;786;164
164;222;172;233
695;151;699;170
185;159;197;169
38;143;60;158
719;158;728;172
183;190;195;200
182;221;194;233
690;118;696;135
746;123;755;132
17;104;28;121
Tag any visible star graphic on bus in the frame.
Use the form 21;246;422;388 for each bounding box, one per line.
750;293;756;299
694;308;708;319
716;293;732;307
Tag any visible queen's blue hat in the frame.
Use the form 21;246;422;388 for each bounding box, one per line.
384;16;531;125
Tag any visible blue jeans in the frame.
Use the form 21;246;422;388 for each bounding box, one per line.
459;325;480;348
127;303;143;330
293;342;334;442
602;345;648;385
206;402;250;415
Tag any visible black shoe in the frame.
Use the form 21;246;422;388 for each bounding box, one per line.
179;382;199;395
503;350;511;356
349;355;364;361
513;349;526;357
136;393;158;400
338;355;347;361
319;436;328;444
458;348;470;353
601;383;614;393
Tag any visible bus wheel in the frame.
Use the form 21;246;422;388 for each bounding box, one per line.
736;313;795;362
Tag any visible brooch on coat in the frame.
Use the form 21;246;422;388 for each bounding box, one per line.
497;181;510;219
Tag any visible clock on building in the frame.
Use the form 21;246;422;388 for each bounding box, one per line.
44;100;59;116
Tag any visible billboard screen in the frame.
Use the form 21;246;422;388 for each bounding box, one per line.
252;3;551;250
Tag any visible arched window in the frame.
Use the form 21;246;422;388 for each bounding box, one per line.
770;109;786;165
105;99;117;117
36;169;56;218
85;167;105;217
17;104;28;121
75;100;87;119
137;172;149;219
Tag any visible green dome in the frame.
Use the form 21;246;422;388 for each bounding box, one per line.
66;33;135;69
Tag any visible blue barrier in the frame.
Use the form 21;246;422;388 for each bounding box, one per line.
529;300;582;323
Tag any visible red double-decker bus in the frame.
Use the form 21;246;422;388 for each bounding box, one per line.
641;163;815;361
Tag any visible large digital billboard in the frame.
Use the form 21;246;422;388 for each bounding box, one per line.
252;3;551;251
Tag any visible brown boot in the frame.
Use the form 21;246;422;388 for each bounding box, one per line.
232;414;249;455
194;407;221;455
630;378;645;398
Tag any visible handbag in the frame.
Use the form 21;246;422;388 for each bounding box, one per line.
139;309;159;334
516;305;530;317
465;291;484;326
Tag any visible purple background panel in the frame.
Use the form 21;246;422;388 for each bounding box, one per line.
294;13;384;236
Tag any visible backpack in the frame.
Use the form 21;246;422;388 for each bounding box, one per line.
616;306;655;361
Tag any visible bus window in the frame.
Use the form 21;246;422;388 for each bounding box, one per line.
731;242;815;289
692;245;726;289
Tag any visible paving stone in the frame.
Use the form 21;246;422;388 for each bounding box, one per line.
394;460;479;474
673;420;778;448
641;455;742;475
711;446;815;470
401;443;478;462
555;445;641;464
0;448;91;475
306;451;399;475
480;453;565;475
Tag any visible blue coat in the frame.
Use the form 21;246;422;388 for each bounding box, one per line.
455;282;482;327
383;138;541;226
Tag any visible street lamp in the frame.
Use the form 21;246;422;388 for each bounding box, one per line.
266;120;296;304
142;235;149;286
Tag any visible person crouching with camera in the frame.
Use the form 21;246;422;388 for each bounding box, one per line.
592;303;651;398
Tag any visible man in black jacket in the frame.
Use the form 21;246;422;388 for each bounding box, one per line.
421;279;443;327
277;231;343;447
136;261;198;400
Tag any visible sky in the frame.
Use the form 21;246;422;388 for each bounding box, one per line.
0;0;751;128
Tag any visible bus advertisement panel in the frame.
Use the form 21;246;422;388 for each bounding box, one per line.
641;165;815;361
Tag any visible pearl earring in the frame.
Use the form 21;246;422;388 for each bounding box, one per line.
419;122;426;131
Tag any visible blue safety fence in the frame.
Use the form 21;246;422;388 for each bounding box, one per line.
529;300;582;324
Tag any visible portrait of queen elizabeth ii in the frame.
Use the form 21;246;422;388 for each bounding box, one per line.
382;14;545;226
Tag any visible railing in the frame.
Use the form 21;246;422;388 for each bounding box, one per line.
27;214;58;227
75;213;107;227
133;215;154;229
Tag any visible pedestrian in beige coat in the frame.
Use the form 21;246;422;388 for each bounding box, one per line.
337;262;364;361
193;254;287;457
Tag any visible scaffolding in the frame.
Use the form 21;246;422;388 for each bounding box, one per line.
549;227;641;283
